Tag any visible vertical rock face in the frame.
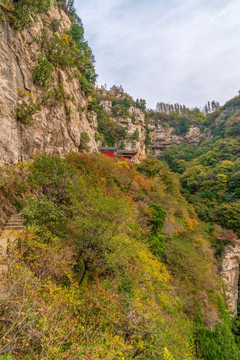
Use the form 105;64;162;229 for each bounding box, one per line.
221;240;240;316
0;22;20;164
0;6;98;165
127;106;146;162
148;119;209;156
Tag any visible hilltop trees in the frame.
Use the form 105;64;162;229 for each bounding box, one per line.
203;100;220;115
136;98;146;111
156;100;220;115
56;0;82;23
156;101;188;115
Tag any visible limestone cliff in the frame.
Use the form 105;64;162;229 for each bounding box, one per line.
148;120;209;156
0;6;98;165
221;240;240;316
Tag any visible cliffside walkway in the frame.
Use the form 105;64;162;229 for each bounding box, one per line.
0;213;24;273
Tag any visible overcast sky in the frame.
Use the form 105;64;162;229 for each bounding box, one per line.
76;0;240;109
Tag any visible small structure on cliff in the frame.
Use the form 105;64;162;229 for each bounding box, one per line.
98;147;117;158
117;149;138;160
98;147;137;161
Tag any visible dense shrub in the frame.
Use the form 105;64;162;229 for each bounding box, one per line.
42;32;82;70
79;132;90;151
97;108;127;146
111;97;132;117
214;201;240;237
68;23;97;85
173;117;190;135
0;1;14;23
16;100;41;124
194;299;240;360
29;154;76;204
0;155;191;358
32;51;52;89
13;0;51;30
148;203;167;258
137;158;163;178
132;128;139;141
145;126;152;151
40;28;96;94
50;18;60;32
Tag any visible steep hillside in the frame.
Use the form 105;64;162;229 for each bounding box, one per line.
1;154;239;359
161;97;240;237
160;96;240;334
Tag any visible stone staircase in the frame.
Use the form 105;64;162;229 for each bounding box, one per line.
4;213;25;231
0;213;24;273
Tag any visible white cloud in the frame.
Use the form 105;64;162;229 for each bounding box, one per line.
76;0;240;109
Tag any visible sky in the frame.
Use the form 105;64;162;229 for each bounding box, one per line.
76;0;240;110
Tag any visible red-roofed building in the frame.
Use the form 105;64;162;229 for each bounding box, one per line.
117;150;138;160
98;147;117;158
98;147;137;161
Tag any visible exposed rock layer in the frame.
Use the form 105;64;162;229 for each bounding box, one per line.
148;121;210;156
221;240;240;316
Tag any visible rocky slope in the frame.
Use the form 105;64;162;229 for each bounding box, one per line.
0;5;98;165
148;120;210;156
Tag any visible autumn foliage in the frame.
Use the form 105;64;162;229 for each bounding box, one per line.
0;154;237;359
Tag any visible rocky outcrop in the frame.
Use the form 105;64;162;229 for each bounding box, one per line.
100;100;146;163
0;6;98;165
221;240;240;316
149;121;209;156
